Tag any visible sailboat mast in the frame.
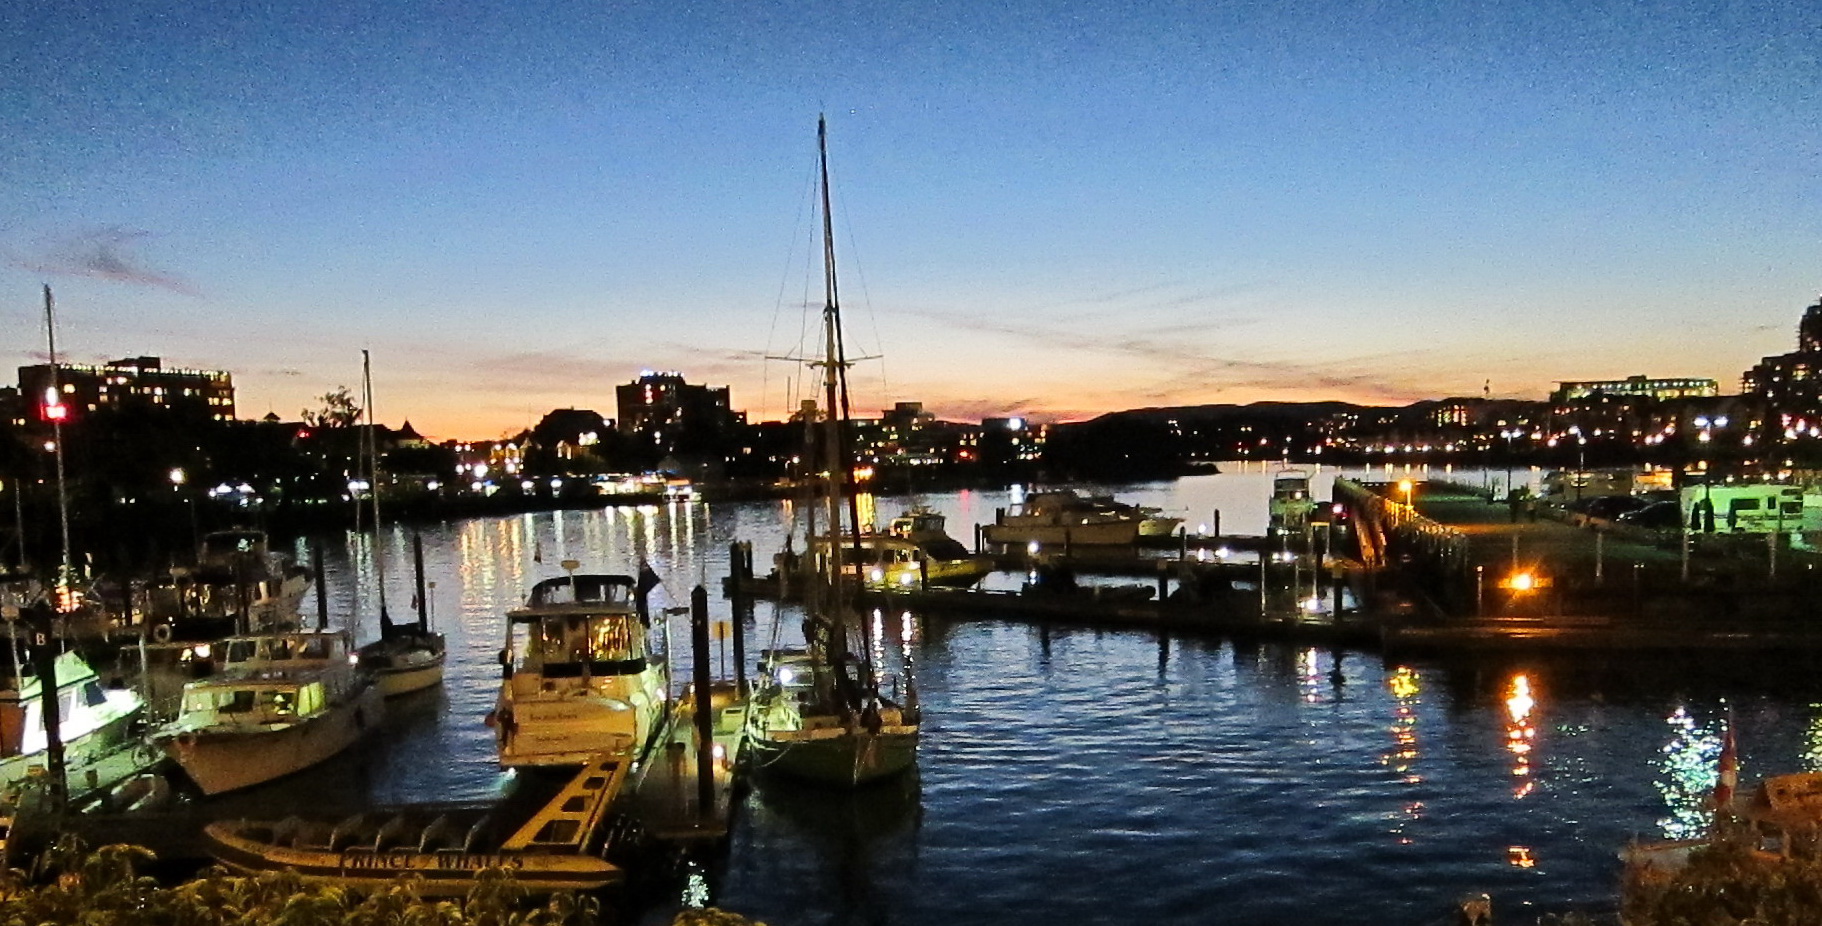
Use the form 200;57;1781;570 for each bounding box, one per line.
815;116;880;696
816;116;846;592
361;350;390;624
42;286;73;601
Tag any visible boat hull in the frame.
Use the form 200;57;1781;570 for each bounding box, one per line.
363;635;448;698
162;686;384;795
373;660;445;698
205;823;622;895
748;726;918;787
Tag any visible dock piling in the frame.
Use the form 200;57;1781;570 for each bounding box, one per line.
690;585;714;816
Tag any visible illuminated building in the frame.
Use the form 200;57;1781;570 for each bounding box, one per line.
1549;375;1718;404
16;355;235;422
1743;296;1822;427
614;371;743;455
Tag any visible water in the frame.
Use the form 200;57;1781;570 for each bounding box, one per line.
274;464;1815;924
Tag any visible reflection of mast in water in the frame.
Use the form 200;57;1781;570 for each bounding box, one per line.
1505;673;1537;799
1655;705;1724;840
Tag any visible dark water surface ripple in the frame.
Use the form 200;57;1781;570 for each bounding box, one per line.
257;467;1822;925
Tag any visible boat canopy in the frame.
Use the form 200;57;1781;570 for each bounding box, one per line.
523;575;637;610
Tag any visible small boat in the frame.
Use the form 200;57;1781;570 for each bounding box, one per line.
491;572;669;769
982;489;1181;547
747;649;918;787
154;629;384;795
353;352;447;699
0;647;145;798
745;117;919;789
204;752;629;895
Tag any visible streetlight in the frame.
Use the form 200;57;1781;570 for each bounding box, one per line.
171;467;198;553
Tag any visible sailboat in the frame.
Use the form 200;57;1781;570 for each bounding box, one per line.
744;116;920;787
351;351;446;697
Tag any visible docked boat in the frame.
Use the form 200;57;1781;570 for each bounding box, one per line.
154;629;384;795
204;752;629;895
491;572;669;769
0;647;145;798
1268;470;1318;536
810;508;991;591
982;489;1181;547
353;352;447;698
745;117;920;788
136;530;309;641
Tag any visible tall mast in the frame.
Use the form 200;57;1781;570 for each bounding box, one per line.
815;115;879;697
362;350;391;627
42;286;73;604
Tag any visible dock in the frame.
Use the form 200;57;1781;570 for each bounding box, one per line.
623;681;746;848
724;479;1822;658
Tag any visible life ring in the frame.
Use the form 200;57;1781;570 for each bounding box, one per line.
152;623;173;644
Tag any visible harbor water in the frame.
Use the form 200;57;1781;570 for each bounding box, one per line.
273;464;1809;924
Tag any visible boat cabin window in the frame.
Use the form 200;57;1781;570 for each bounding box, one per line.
225;640;260;664
268;638;294;661
298;637;330;660
527;615;646;676
185;687;303;720
82;681;107;708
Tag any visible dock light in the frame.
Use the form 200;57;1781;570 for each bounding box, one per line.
898;572;915;587
1505;571;1536;592
1302;596;1324;613
776;666;795;686
869;567;885;584
1215;546;1232;560
1027;541;1040;556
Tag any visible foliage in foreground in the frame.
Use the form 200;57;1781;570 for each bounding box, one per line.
1622;836;1822;926
0;839;759;926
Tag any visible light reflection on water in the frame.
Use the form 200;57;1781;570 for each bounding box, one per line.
257;473;1822;923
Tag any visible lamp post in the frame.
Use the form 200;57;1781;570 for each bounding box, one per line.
170;467;197;553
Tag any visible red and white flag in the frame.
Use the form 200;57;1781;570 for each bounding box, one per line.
1714;721;1738;812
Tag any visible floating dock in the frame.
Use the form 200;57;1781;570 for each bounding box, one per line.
624;681;746;849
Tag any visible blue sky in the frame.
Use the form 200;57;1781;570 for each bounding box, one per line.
3;0;1817;438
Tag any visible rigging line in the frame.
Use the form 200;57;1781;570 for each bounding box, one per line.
762;156;823;422
826;148;893;414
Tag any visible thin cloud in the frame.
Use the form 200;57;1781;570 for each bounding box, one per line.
9;228;201;296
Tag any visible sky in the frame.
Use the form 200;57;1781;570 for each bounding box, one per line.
2;0;1818;440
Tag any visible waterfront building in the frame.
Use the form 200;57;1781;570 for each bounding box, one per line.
614;371;744;456
1742;296;1822;441
1549;375;1718;404
16;356;235;422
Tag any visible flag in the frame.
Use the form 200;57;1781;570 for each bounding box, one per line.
1714;719;1738;813
636;561;662;598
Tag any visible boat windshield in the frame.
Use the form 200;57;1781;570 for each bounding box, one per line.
523;614;647;676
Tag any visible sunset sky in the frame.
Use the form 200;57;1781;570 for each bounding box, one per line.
3;0;1817;439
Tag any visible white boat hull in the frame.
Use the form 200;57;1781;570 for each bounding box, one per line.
163;686;384;795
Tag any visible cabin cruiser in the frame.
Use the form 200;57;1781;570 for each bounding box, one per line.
809;507;992;590
491;573;668;769
154;629;382;795
982;489;1181;547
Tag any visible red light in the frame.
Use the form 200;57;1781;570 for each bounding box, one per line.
43;403;67;422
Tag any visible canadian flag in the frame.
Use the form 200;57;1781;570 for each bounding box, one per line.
1714;721;1739;812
